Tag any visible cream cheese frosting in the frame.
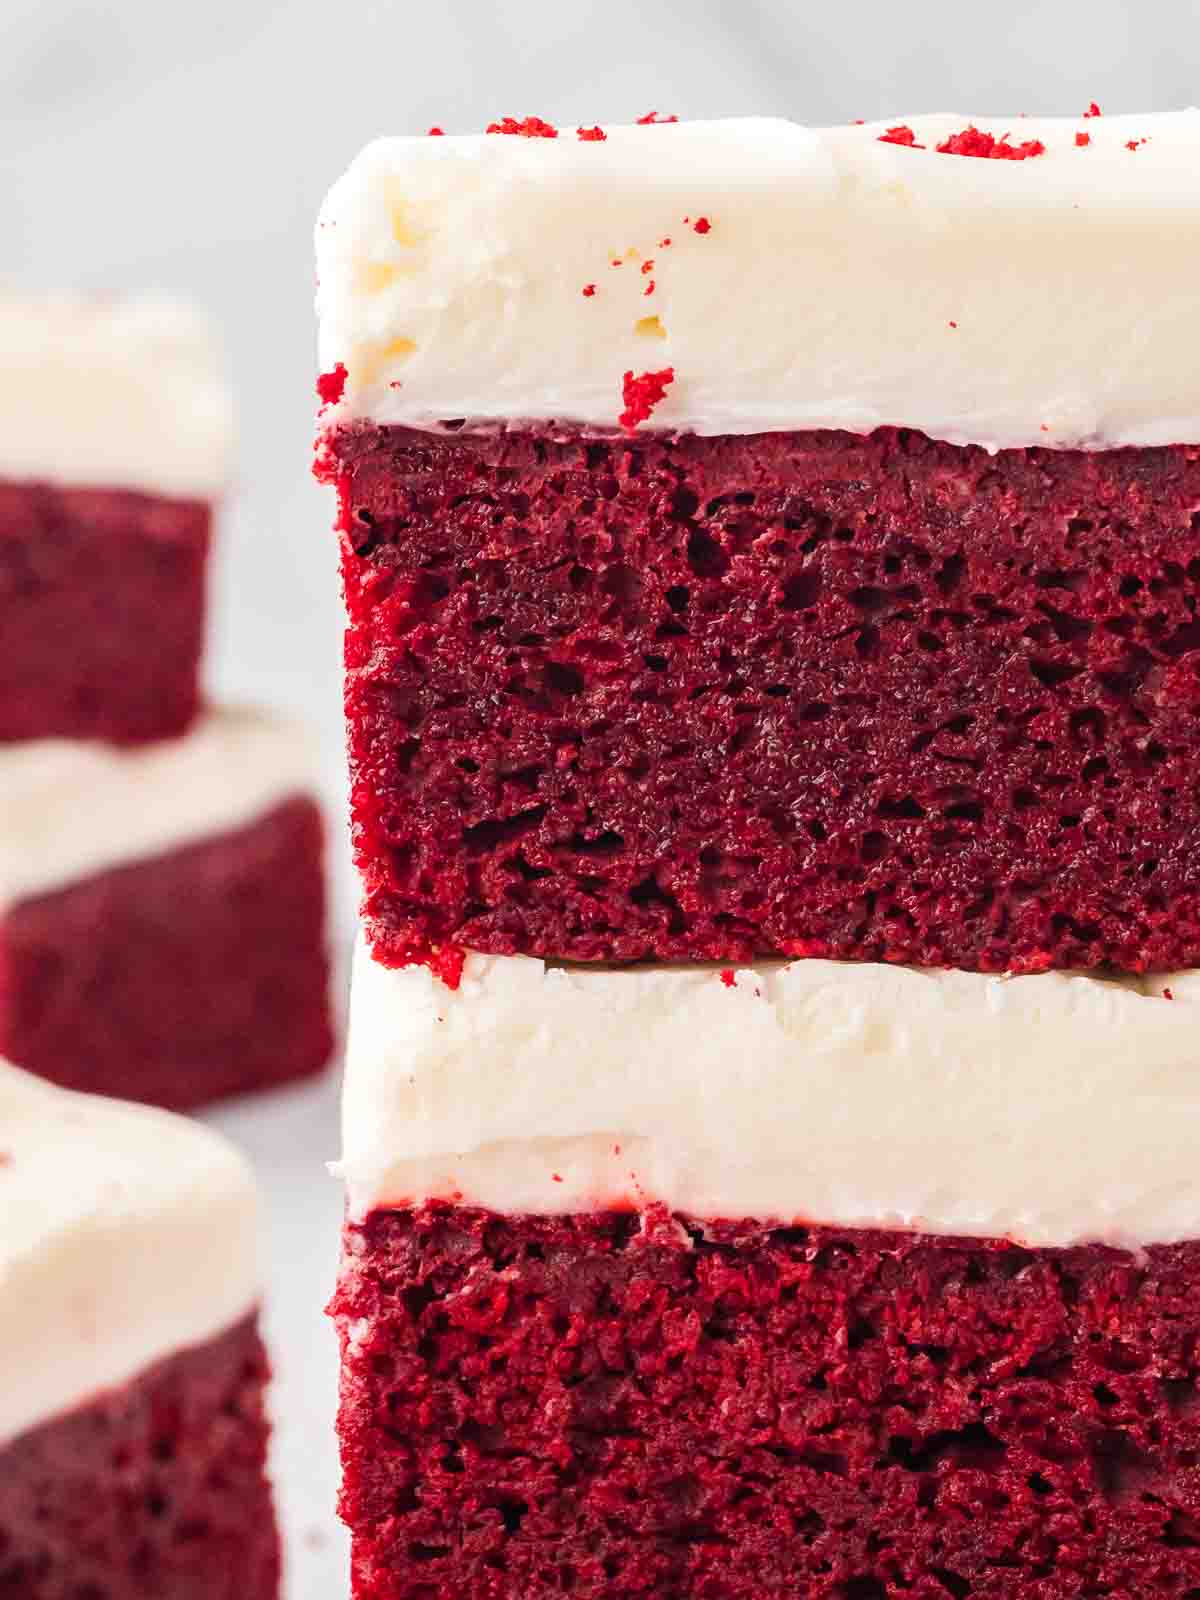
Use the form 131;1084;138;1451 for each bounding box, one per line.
316;110;1200;451
0;705;318;909
0;294;233;496
0;1061;259;1445
341;943;1200;1249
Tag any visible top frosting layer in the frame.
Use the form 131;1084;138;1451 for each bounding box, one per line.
316;111;1200;450
0;1061;259;1445
0;294;233;496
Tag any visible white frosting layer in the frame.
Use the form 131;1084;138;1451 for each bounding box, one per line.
0;1060;259;1445
0;295;233;496
0;705;318;909
342;944;1200;1249
317;111;1200;451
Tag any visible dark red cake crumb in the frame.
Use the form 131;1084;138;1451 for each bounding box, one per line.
1164;986;1175;1000
0;797;332;1109
334;1204;1200;1599
317;363;348;407
936;127;1046;159
1126;138;1149;152
719;967;736;986
637;111;679;124
692;215;712;234
1085;101;1103;117
581;283;597;297
879;124;924;147
0;480;209;745
322;422;1200;975
1;1315;278;1600
618;366;675;430
577;125;606;141
1076;130;1092;147
486;116;558;138
427;126;444;136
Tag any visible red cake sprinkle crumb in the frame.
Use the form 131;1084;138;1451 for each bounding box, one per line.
611;257;623;267
1085;100;1103;117
879;125;924;148
658;236;672;247
577;125;606;141
637;111;679;124
948;319;958;328
551;1172;563;1182
643;280;656;295
936;127;1046;159
719;968;736;987
316;363;347;407
618;366;675;430
581;283;597;297
1126;138;1148;151
486;116;558;138
427;126;444;136
1076;130;1092;146
692;216;712;234
641;259;654;274
1165;986;1175;1000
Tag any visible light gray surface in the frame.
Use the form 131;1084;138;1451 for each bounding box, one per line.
206;1053;352;1599
8;5;1200;1594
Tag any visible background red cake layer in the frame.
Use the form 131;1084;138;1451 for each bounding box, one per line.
325;424;1200;976
0;479;210;745
335;1205;1200;1600
0;797;333;1109
0;1314;279;1600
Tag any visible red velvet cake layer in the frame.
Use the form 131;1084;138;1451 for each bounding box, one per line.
0;479;210;745
334;1205;1200;1600
0;797;333;1109
324;423;1200;977
0;1314;278;1600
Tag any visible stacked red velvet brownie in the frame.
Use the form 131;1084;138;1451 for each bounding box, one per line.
1;296;333;1108
318;112;1200;1597
0;1059;279;1597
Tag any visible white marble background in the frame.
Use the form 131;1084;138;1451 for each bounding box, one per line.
3;3;1198;1593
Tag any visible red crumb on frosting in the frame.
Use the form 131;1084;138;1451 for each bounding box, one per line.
658;237;672;247
618;367;675;431
316;364;347;407
427;126;444;136
936;127;1046;159
1085;101;1103;117
581;284;597;297
879;125;924;148
641;259;654;274
637;112;679;124
486;116;559;138
1126;138;1148;151
577;125;606;141
644;281;656;295
1164;987;1175;1000
719;969;736;988
1076;131;1092;147
611;258;623;267
692;216;712;234
551;1173;563;1183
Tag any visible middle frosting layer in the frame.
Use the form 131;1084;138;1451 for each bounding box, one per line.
342;944;1200;1248
0;705;317;908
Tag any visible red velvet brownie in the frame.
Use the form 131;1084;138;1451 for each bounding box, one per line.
0;1062;278;1597
334;950;1200;1600
0;707;333;1108
0;296;232;745
320;108;1200;1599
317;112;1200;980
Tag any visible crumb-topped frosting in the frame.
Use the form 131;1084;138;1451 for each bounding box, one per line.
0;1061;259;1445
316;111;1200;450
0;294;233;496
341;942;1200;1249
